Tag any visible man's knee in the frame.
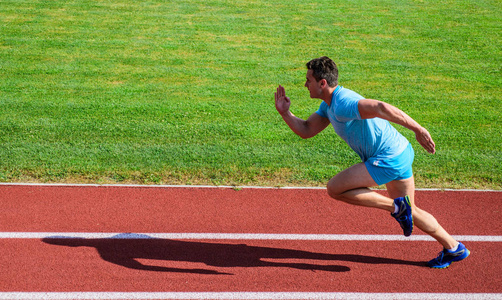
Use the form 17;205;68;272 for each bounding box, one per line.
327;188;342;200
326;179;345;201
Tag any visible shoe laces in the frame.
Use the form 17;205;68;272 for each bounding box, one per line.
433;250;446;263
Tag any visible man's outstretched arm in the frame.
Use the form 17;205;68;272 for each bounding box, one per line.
358;99;436;154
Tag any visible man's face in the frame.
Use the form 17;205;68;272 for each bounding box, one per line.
305;69;322;99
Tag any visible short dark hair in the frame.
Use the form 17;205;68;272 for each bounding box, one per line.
306;56;338;87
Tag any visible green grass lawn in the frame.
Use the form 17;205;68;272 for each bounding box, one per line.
0;0;500;189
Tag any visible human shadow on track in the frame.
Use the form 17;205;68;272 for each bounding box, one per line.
42;233;425;275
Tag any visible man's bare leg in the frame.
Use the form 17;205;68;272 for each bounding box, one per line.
326;163;458;249
385;177;458;249
326;163;395;212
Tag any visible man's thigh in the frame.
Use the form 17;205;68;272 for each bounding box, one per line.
386;176;416;204
327;163;379;195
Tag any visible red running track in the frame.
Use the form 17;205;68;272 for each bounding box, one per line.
0;184;501;297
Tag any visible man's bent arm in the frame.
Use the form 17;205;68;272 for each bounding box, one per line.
279;111;330;139
275;85;330;139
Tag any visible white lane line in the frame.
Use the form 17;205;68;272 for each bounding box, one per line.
0;232;501;242
1;182;501;192
0;292;500;300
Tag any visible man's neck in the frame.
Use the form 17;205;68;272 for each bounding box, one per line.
322;85;338;106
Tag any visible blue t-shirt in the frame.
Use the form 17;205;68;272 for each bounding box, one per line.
316;86;409;163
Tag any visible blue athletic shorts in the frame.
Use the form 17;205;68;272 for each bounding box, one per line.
364;143;415;185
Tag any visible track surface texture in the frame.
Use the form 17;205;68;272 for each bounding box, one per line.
1;184;501;299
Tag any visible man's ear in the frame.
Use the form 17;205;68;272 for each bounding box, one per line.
319;79;327;88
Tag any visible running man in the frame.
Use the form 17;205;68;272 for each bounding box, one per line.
274;56;469;268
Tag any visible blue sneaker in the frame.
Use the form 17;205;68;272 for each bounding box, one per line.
428;242;470;269
391;195;413;237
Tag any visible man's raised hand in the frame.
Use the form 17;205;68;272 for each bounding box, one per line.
275;85;291;115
